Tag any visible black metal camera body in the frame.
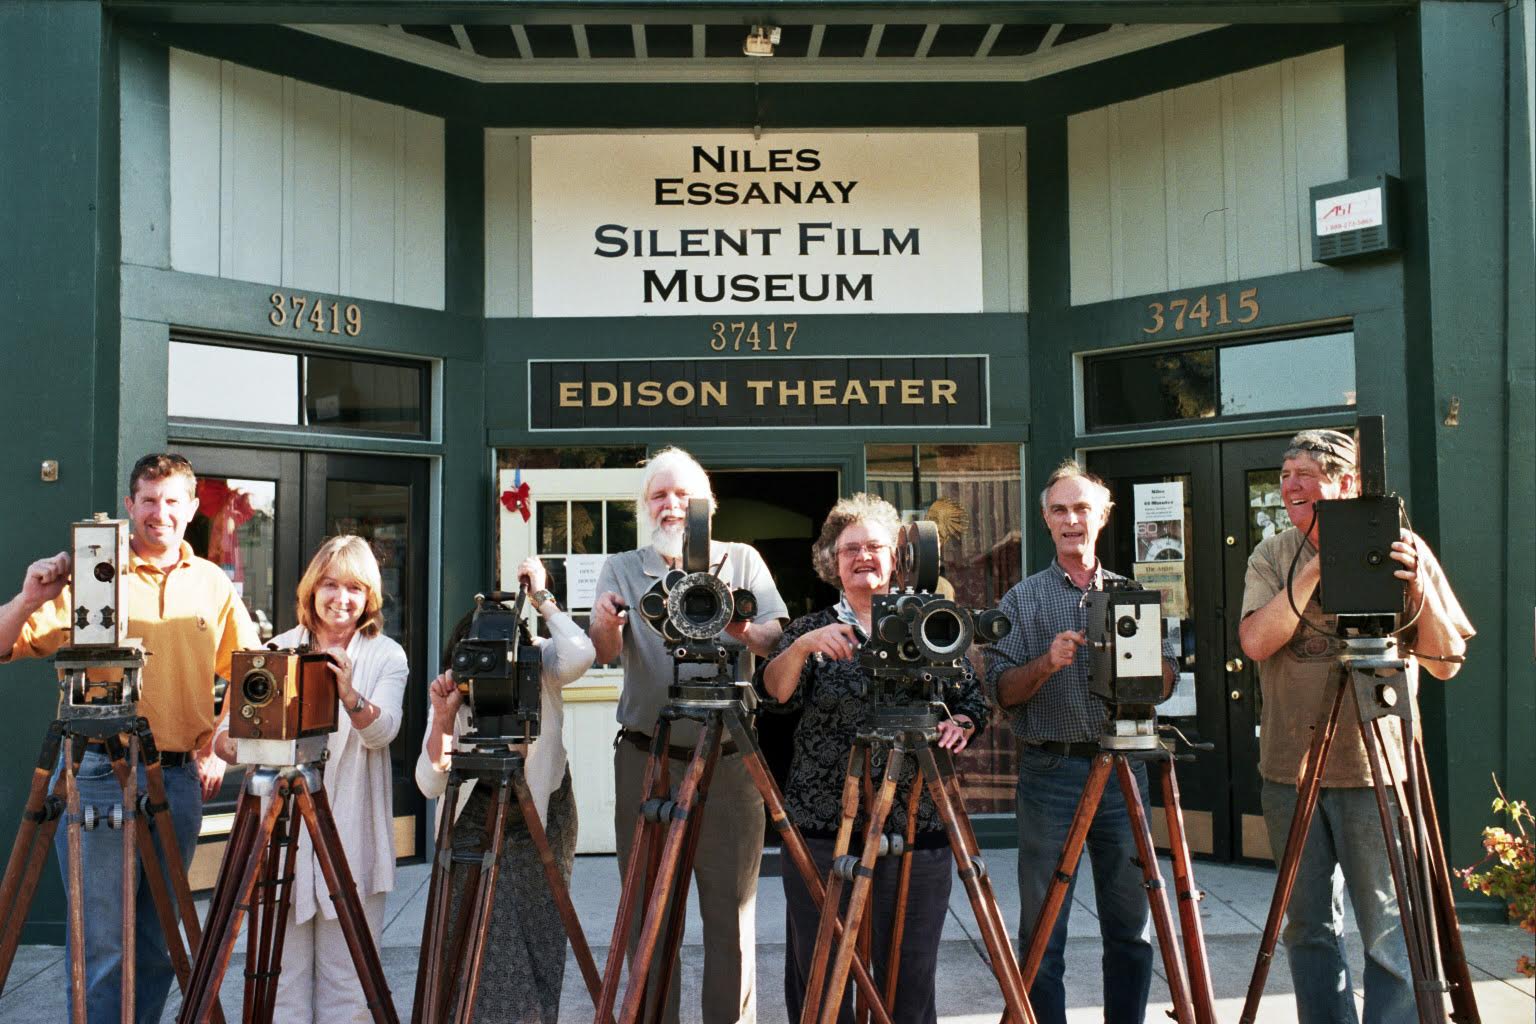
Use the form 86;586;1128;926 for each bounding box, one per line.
1083;582;1166;709
1313;416;1406;622
857;522;1011;721
452;590;543;745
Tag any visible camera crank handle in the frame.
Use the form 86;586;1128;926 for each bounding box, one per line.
1159;721;1214;752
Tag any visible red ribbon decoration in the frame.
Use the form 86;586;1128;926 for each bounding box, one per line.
500;482;532;522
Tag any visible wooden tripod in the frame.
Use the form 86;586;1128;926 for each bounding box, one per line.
593;688;892;1024
0;648;216;1024
798;718;1035;1024
1018;744;1217;1024
1240;636;1480;1024
175;755;399;1024
412;747;604;1024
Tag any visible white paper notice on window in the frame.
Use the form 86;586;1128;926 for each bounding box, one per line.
565;554;608;610
1133;482;1184;523
1163;672;1198;719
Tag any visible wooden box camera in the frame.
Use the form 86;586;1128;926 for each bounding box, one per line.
70;515;130;647
229;648;338;741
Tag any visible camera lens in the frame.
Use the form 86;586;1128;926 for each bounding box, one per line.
1366;550;1384;566
919;609;963;651
680;586;721;625
93;561;115;583
1116;615;1139;638
476;651;496;671
241;669;275;707
452;649;472;672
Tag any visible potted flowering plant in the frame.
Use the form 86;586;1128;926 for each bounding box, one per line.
1457;776;1534;977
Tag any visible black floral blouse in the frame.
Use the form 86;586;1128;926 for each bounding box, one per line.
757;606;989;847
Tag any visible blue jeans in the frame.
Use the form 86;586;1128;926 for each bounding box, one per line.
1260;780;1414;1024
52;747;203;1024
1014;746;1154;1024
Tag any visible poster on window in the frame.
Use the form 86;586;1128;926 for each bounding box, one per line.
1133;562;1189;619
1133;481;1185;562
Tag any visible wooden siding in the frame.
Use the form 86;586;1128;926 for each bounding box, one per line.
1069;47;1347;305
168;49;445;309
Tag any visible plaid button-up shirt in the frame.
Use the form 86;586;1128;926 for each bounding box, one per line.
983;559;1178;745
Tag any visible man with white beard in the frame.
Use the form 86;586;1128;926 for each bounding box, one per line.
590;446;787;1024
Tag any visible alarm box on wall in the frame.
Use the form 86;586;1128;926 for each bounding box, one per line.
1310;174;1403;264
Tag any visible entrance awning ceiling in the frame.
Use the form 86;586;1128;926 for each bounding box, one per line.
107;1;1415;83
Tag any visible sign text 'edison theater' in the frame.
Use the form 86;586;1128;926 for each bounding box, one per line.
594;145;919;305
558;376;958;409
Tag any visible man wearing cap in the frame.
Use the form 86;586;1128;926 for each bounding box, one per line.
1238;429;1472;1024
0;453;258;1023
984;459;1178;1024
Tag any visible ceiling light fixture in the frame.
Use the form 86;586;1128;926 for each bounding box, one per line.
743;25;781;57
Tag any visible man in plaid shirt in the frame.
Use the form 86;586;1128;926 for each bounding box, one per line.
984;460;1177;1024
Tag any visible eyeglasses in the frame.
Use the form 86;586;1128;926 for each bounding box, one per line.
837;541;891;559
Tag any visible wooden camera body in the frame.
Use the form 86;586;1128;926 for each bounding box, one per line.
70;515;130;647
229;648;338;741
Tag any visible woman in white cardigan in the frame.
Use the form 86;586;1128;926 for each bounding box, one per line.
214;535;407;1024
416;556;595;1024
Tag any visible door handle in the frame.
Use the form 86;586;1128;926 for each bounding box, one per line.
1225;657;1245;673
1230;689;1243;701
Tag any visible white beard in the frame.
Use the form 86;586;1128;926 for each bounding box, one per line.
650;520;685;560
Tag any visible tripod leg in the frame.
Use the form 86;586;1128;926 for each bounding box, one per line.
1158;761;1218;1024
1412;738;1481;1024
64;734;87;1024
881;776;923;1010
1240;675;1348;1024
916;744;1034;1024
799;739;869;1024
449;774;514;1024
177;785;285;1024
596;725;673;1024
0;720;66;992
294;780;400;1024
618;718;723;1024
112;735;139;1024
720;712;893;1024
509;767;605;1009
251;798;303;1022
1360;718;1443;1024
1116;758;1195;1024
816;743;906;1024
413;774;463;1024
1021;754;1111;989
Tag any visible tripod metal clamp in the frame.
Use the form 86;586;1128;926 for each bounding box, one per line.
640;797;682;824
957;855;987;882
832;854;875;882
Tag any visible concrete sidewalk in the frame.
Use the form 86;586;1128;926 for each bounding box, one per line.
2;849;1530;1022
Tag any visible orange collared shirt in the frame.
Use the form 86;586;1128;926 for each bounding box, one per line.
6;542;259;753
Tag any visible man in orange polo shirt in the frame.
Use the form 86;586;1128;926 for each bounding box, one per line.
0;453;257;1023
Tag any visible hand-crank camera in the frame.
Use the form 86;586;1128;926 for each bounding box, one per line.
859;521;1011;683
1083;581;1166;708
70;514;130;648
229;647;339;741
452;590;543;744
636;499;756;649
1315;416;1404;621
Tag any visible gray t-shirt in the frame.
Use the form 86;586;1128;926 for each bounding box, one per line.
597;541;788;741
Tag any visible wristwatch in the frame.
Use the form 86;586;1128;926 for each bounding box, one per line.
530;588;557;612
349;692;367;714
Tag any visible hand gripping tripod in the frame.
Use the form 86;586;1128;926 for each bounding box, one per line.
1017;716;1217;1024
1240;635;1480;1024
175;737;399;1024
0;643;220;1024
593;645;894;1024
798;704;1035;1024
413;744;604;1024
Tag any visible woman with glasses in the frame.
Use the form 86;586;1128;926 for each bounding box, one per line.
759;493;988;1024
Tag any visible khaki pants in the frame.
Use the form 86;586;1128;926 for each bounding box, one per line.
613;739;765;1024
272;891;388;1024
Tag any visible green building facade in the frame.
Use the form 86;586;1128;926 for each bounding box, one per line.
1;0;1531;940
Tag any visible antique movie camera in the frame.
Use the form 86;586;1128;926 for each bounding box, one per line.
451;589;543;745
70;513;130;648
229;647;339;742
636;499;756;665
858;521;1010;713
1313;416;1404;628
1083;581;1169;751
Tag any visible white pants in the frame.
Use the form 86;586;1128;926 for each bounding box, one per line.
272;891;388;1024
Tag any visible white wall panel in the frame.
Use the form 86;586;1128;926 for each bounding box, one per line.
1069;47;1347;305
167;49;444;309
167;50;221;276
483;131;523;318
